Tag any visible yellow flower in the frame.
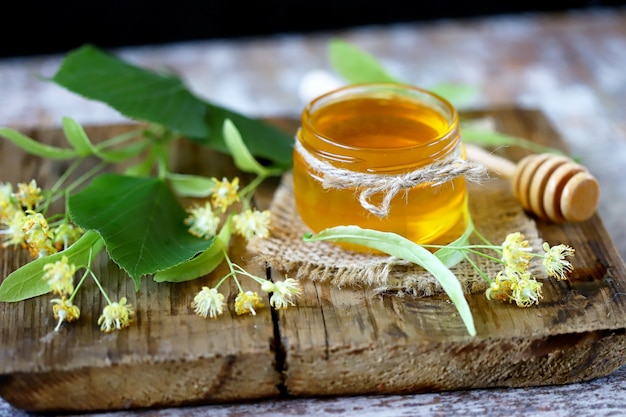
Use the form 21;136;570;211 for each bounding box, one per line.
0;182;17;222
485;271;514;302
542;242;575;280
42;255;76;296
211;177;240;212
261;278;302;310
234;291;264;316
191;286;225;319
51;297;80;331
501;232;533;272
14;179;43;210
98;297;134;332
52;223;84;251
22;211;56;258
510;273;543;307
232;209;271;241
185;202;220;239
0;209;27;248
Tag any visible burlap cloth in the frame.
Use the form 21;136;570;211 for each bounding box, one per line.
249;173;543;297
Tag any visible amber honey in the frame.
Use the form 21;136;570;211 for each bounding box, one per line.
293;83;468;251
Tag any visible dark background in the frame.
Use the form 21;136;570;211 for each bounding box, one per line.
2;0;625;58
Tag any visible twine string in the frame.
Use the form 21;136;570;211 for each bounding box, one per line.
294;139;488;218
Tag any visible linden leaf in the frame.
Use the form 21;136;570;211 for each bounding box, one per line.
329;38;398;84
303;225;476;336
222;119;284;177
68;174;212;288
51;44;294;170
328;39;479;106
433;214;475;268
0;230;104;302
0;127;78;160
153;220;232;283
166;173;215;198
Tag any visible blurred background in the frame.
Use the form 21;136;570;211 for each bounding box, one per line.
2;0;626;57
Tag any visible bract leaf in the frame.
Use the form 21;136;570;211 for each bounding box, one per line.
461;126;568;156
153;220;231;283
329;39;398;84
167;173;215;197
0;127;78;160
62;116;96;156
303;225;476;336
434;212;474;268
0;230;104;302
68;174;212;288
430;83;481;108
223;119;283;177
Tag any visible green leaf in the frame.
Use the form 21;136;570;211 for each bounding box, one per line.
62;116;147;163
166;172;215;197
0;230;104;302
461;125;568;156
96;140;148;163
68;174;212;288
204;106;294;171
434;213;475;268
62;116;96;156
329;39;399;84
0;127;78;160
327;40;480;108
430;83;480;108
52;45;209;139
303;226;476;336
222;119;283;177
51;44;294;170
153;220;231;283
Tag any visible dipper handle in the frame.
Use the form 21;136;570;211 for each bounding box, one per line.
465;144;600;223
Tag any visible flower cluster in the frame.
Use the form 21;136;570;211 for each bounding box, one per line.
483;232;575;307
40;253;134;333
184;177;271;242
1;180;83;258
185;176;301;319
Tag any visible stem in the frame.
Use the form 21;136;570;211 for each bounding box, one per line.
40;158;84;214
94;128;144;151
154;143;169;179
231;263;266;284
239;174;266;208
90;271;112;305
50;158;83;195
70;247;95;303
64;161;108;195
69;268;90;303
463;252;493;284
464;248;504;264
222;248;244;292
472;227;495;247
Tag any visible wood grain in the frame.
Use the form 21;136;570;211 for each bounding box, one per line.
1;109;626;413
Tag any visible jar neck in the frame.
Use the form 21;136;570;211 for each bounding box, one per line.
298;83;460;174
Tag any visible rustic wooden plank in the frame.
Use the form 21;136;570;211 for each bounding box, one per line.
0;125;281;413
1;109;625;413
271;108;626;396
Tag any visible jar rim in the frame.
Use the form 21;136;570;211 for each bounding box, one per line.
301;82;460;154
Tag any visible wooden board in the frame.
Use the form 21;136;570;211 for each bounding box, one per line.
1;109;626;413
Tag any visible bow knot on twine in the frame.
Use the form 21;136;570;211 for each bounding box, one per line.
295;140;489;218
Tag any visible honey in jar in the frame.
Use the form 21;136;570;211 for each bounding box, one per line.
293;83;469;251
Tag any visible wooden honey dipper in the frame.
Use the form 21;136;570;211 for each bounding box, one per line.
465;144;600;223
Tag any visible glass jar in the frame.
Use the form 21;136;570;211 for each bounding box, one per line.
293;83;469;251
